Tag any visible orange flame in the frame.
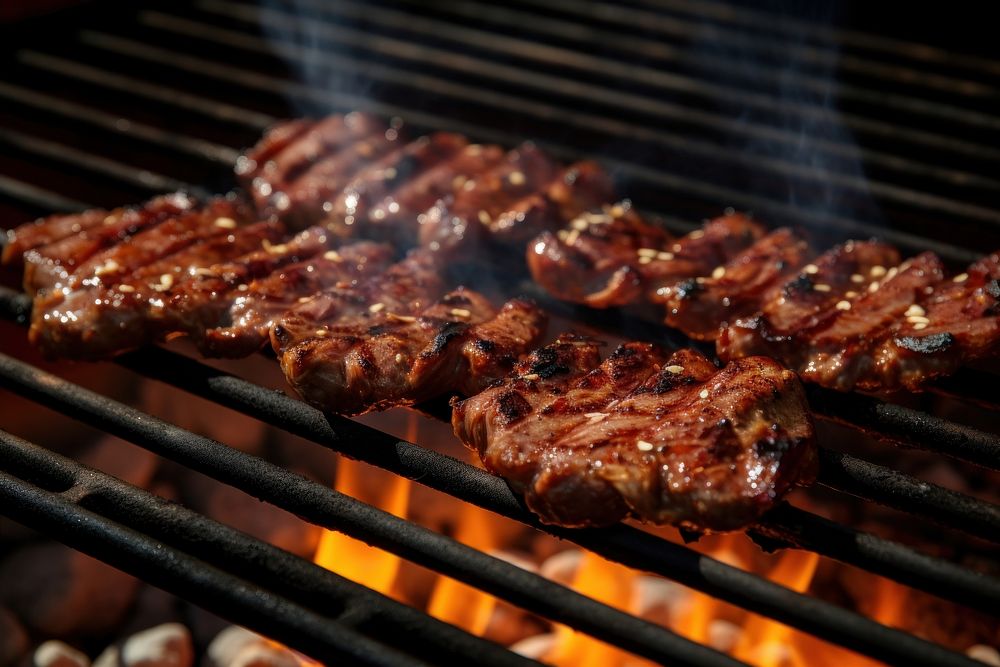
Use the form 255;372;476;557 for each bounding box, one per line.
546;552;650;667
312;455;410;595
426;502;504;635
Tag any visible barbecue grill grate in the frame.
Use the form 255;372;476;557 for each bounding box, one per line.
1;2;998;666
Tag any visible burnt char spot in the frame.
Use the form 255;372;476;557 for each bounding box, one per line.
422;321;468;358
674;278;703;300
783;273;813;296
496;389;533;423
528;347;570;378
474;338;497;353
894;332;955;354
367;324;397;336
647;371;695;394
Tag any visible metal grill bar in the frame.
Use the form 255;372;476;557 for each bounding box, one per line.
50;29;984;262
817;449;1000;540
0;351;985;667
807;386;1000;471
0;429;538;667
0;351;744;667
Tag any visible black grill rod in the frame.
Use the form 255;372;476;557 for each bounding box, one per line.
0;127;203;197
0;429;537;667
0;81;240;165
228;0;1000;147
69;33;984;266
0;175;90;215
16;51;276;132
752;503;1000;612
0;286;995;608
13;42;985;266
95;348;992;665
808;385;1000;471
317;0;1000;134
192;0;1000;194
113;343;1000;609
140;10;1000;229
0;479;425;667
525;0;1000;90
0;353;747;667
401;0;998;101
817;449;1000;540
611;0;1000;80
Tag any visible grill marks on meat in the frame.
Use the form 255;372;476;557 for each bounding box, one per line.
3;208;109;267
28;212;283;359
192;240;394;358
325;132;469;244
19;192;197;294
453;335;816;530
659;228;811;340
418;143;562;253
718;240;901;362
528;208;764;308
374;143;505;246
486;160;615;246
274;254;547;414
873;254;1000;390
244;113;394;226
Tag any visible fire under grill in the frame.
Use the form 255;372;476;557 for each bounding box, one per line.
0;1;998;666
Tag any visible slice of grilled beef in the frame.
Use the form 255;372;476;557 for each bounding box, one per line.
485;160;615;247
20;192;197;294
871;254;1000;391
28;217;285;360
244;113;390;223
191;240;395;358
324;133;469;242
417;143;561;254
718;240;901;363
3;208;109;267
277;125;406;228
659;227;811;340
452;335;816;530
276;285;547;415
369;143;505;247
234;118;314;185
528;209;765;308
775;252;946;391
271;248;445;355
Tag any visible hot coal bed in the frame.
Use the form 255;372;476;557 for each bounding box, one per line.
0;2;998;667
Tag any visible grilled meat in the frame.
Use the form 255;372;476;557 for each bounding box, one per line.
243;113;390;224
191;239;395;358
271;248;445;354
658;228;811;340
417;143;561;253
277;125;406;229
3;208;109;267
529;209;765;308
234;118;313;186
367;143;506;248
275;272;546;415
324;133;470;243
452;334;816;530
486;160;615;246
20;192;197;294
28;216;284;360
870;254;1000;390
718;240;901;362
